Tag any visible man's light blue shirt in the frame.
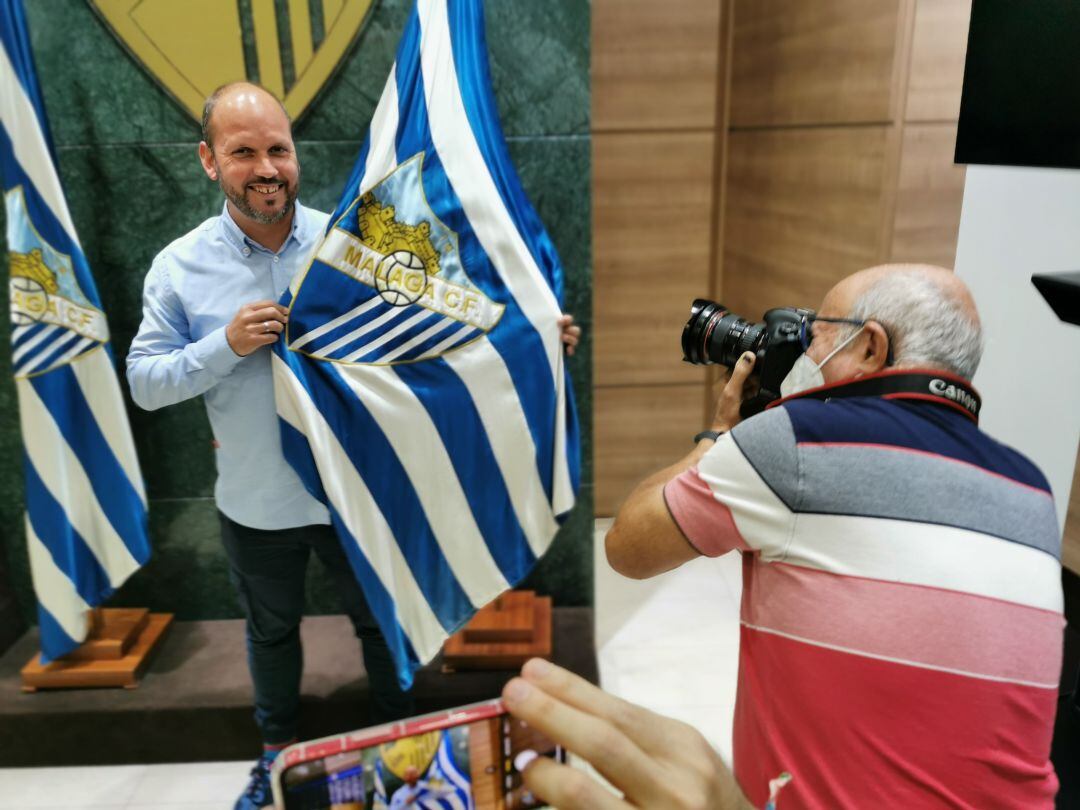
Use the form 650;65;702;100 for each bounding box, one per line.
127;201;331;530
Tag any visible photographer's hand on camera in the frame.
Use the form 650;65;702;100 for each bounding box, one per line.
710;351;757;433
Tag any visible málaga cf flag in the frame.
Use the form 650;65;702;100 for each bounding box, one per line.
272;0;579;688
1;0;150;661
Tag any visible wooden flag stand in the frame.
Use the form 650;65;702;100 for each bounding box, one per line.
442;590;551;671
21;607;173;692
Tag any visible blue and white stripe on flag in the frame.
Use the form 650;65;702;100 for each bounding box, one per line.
1;0;150;662
272;0;579;689
374;759;390;809
382;731;471;810
422;730;473;810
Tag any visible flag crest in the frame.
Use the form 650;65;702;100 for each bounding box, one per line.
7;188;108;377
273;0;580;688
287;152;505;366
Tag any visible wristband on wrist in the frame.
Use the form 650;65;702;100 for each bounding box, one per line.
693;429;725;444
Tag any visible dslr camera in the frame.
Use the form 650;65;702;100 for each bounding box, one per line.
682;299;811;417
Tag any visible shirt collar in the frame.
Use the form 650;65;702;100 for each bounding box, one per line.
219;200;307;256
767;367;981;424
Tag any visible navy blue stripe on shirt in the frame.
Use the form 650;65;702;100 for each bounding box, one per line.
782;397;1051;494
731;400;1060;559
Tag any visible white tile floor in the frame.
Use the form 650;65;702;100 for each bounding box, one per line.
0;520;742;808
594;517;742;763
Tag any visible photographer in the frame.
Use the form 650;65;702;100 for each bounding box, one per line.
506;263;1063;808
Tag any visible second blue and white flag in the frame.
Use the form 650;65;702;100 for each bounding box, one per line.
272;0;580;688
1;0;151;662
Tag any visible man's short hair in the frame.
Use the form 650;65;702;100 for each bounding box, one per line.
200;82;291;151
840;269;984;379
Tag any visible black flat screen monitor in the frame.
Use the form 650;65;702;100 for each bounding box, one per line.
956;0;1080;169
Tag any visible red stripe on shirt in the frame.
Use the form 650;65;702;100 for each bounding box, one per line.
740;560;1063;686
663;466;750;556
733;624;1058;810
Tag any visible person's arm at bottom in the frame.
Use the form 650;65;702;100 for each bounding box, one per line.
502;659;754;810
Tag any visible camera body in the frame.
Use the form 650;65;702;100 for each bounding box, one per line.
681;299;811;417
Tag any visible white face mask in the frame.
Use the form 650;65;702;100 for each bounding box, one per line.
780;326;864;398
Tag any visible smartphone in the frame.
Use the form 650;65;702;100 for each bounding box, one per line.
270;698;564;809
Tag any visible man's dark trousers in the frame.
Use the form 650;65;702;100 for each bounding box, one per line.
219;513;414;745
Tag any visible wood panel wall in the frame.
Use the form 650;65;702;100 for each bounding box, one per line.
592;0;726;515
592;0;1080;576
724;0;911;331
722;0;971;321
592;0;972;516
889;0;970;265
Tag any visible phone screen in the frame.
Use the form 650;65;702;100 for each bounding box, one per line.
275;701;562;809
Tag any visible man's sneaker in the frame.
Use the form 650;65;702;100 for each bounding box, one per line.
234;752;275;810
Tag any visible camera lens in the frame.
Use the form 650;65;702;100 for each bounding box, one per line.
682;299;766;366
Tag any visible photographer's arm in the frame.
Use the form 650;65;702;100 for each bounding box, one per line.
606;352;756;579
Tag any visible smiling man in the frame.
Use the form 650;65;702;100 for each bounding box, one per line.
198;85;299;235
127;83;413;810
126;81;579;810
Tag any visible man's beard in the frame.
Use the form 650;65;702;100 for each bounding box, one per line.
217;170;299;226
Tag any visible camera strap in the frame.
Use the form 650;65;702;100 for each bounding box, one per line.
769;368;981;423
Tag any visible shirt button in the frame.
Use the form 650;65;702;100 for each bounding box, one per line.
273;256;279;263
242;247;251;257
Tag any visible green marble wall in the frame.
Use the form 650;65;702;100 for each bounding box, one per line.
0;0;591;624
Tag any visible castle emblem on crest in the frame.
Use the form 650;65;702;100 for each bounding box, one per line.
356;192;445;307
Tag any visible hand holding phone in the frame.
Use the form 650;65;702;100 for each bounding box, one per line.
272;698;563;809
501;659;754;810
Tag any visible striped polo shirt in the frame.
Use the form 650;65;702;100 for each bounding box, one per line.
664;386;1063;809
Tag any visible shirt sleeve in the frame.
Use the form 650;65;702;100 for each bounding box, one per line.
663;408;799;559
125;256;243;411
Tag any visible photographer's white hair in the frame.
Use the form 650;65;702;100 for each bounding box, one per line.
840;266;984;379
